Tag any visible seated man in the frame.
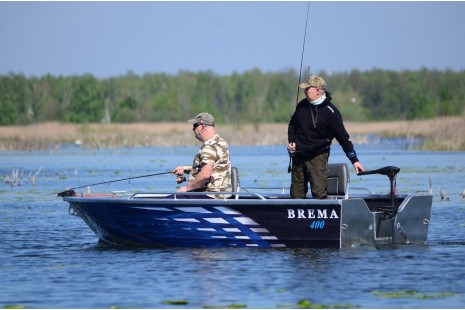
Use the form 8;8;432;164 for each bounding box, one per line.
173;112;232;198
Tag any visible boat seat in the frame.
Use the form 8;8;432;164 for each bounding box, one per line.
326;163;349;198
231;166;240;192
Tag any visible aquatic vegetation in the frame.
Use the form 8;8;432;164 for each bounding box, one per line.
56;173;67;180
162;300;188;305
296;299;359;309
372;289;416;298
3;306;26;309
203;304;246;309
262;288;287;294
264;168;285;177
371;290;456;299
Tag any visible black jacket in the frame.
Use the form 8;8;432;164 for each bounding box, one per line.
287;91;359;164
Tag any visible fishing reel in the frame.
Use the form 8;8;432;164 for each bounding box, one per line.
57;189;76;197
176;175;187;184
174;168;190;184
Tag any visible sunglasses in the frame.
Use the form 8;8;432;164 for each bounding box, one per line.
192;123;202;131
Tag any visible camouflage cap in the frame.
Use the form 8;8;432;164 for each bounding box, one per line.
299;75;326;90
187;112;215;126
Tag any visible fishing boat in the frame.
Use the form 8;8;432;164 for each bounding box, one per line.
60;164;433;248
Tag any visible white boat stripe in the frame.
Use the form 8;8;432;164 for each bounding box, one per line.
205;218;229;224
261;236;278;240
251;228;269;233
174;218;200;223
223;228;241;232
214;206;241;214
135;207;172;212
234;217;259;225
175;207;211;213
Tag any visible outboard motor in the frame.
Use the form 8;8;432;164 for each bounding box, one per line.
358;166;400;244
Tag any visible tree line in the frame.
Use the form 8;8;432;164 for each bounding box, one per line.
1;68;464;126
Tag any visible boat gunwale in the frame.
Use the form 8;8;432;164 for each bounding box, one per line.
63;191;427;207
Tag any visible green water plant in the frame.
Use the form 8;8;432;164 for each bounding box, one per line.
371;290;456;299
162;300;188;305
296;299;359;309
203;304;247;309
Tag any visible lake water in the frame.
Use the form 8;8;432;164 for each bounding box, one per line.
1;142;465;308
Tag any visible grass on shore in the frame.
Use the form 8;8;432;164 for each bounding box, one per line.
0;116;464;151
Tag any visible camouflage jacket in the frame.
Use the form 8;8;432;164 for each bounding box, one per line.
188;134;232;194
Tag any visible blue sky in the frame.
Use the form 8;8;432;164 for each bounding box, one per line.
1;1;464;78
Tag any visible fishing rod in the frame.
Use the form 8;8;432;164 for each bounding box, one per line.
46;171;175;197
295;1;310;106
288;1;310;173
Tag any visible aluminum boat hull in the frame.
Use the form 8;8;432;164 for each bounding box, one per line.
64;192;432;248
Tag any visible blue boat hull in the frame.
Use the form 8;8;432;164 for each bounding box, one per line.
62;164;433;248
67;196;343;248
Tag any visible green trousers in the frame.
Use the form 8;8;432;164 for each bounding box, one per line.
290;152;329;199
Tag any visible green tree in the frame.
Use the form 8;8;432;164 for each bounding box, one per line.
1;69;464;125
0;74;30;125
63;75;104;123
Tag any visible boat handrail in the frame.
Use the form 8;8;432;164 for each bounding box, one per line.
130;191;268;200
242;187;289;195
250;192;267;200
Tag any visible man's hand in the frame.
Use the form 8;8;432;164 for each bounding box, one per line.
353;162;364;175
173;166;190;176
287;142;296;154
176;164;213;192
177;186;189;192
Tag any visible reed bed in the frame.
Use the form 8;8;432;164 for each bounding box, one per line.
0;116;464;151
2;167;41;187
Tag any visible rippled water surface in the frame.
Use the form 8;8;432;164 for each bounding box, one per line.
1;144;465;308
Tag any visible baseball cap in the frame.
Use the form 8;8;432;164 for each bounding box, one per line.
299;75;326;90
187;112;215;126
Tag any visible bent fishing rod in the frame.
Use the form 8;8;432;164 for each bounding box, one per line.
44;171;175;197
289;1;310;173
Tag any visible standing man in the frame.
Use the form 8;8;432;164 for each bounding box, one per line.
174;112;232;198
287;75;364;199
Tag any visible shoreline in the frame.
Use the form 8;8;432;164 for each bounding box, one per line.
1;116;464;151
